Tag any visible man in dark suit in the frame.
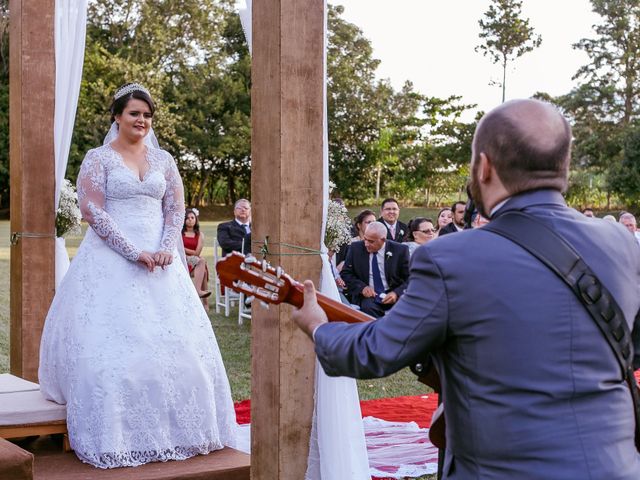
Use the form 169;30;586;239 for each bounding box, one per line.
217;198;251;256
438;201;466;236
341;221;410;318
294;99;640;479
378;198;408;242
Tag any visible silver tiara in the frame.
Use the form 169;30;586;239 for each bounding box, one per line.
114;83;151;100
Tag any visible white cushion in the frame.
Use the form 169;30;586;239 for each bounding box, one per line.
0;374;39;394
0;374;66;426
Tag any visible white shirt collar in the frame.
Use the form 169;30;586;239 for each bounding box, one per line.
235;219;249;226
490;197;511;218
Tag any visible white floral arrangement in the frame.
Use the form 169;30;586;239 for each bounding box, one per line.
56;179;82;237
325;199;352;253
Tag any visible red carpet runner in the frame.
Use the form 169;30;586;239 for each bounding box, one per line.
234;393;439;427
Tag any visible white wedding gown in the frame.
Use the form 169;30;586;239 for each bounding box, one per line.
39;144;237;468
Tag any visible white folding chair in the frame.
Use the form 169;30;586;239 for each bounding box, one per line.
213;238;238;316
238;292;252;325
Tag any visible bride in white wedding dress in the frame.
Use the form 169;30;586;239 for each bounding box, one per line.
38;83;237;468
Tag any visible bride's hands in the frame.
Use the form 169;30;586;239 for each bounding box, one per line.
137;251;156;272
153;251;173;269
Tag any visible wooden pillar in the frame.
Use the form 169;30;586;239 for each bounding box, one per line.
251;1;325;478
9;0;56;381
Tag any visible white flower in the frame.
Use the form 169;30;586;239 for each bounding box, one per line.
386;251;393;258
191;207;200;217
324;199;352;252
56;179;82;237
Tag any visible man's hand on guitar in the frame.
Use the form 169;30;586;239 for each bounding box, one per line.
292;280;329;340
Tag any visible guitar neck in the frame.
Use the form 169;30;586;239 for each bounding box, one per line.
285;282;373;324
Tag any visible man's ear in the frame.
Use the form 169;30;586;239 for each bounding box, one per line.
478;152;493;183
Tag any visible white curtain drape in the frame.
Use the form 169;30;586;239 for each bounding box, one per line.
54;0;88;288
238;2;370;478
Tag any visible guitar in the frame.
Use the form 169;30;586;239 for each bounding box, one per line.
215;251;446;448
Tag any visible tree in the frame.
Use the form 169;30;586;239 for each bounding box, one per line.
476;0;542;103
327;5;475;203
560;1;640;205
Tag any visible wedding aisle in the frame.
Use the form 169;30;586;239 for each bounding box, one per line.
234;394;440;479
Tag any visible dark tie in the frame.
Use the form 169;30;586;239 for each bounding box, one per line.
243;224;250;234
371;252;385;295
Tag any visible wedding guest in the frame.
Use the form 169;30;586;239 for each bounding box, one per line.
435;207;452;236
182;208;211;307
438;201;466;235
217;198;251;256
38;82;237;468
619;212;640;246
582;207;595;218
378;198;408;242
603;214;616;223
404;217;436;256
341;222;410;318
353;209;377;242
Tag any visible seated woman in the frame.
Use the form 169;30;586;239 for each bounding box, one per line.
405;217;436;256
182;208;211;308
352;209;377;242
435;207;452;237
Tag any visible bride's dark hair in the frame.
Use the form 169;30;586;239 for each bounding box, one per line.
109;83;156;122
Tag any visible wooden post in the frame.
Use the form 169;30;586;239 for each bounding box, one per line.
251;1;325;478
9;0;56;381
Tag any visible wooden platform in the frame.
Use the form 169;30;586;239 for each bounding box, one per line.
26;437;250;480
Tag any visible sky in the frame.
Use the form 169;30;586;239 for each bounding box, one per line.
327;0;601;116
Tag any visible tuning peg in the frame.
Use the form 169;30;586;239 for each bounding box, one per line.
259;301;270;310
276;266;283;279
262;261;269;273
244;255;257;264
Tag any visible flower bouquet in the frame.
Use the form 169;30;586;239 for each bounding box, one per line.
56;179;82;237
325;199;352;253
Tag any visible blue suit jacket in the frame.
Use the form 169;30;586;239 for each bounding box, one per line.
314;189;640;479
340;240;410;305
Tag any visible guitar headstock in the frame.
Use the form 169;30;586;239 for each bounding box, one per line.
215;252;295;306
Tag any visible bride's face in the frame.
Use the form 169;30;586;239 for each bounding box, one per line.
116;98;153;143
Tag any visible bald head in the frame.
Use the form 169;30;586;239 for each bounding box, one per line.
473;99;572;194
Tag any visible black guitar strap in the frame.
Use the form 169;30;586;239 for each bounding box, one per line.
483;210;640;451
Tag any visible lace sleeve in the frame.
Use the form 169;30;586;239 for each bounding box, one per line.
77;149;141;261
160;152;185;253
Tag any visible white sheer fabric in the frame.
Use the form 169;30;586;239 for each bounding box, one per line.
39;144;238;468
305;2;371;478
103;121;160;149
54;0;88;288
237;0;252;55
364;417;438;478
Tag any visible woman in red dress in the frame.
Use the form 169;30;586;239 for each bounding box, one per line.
182;208;211;309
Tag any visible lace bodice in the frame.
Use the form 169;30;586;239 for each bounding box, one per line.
77;144;185;261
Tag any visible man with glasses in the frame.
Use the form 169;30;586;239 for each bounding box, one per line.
378;198;408;242
217;198;252;256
